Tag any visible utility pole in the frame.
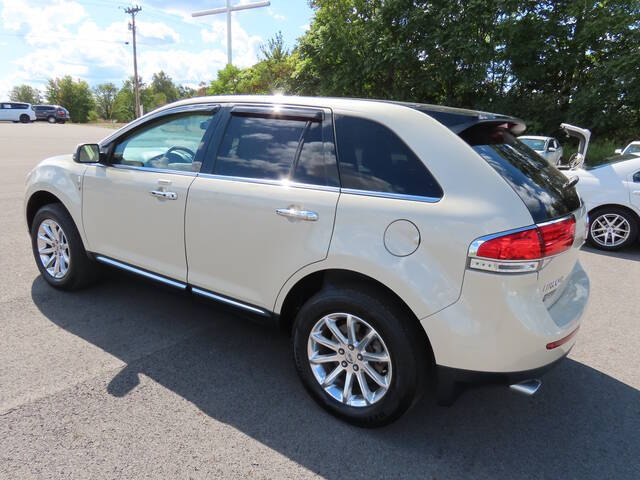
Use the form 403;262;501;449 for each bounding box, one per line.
192;1;270;66
125;5;142;118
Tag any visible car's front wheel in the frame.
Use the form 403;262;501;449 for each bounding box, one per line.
588;207;638;251
31;203;98;290
47;116;56;124
292;287;429;427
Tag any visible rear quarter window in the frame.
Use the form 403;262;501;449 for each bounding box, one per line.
461;125;580;222
334;115;443;199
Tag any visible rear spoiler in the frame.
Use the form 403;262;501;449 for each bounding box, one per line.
412;107;525;135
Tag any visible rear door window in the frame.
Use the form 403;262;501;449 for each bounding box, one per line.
215;116;304;180
214;111;338;186
461;125;580;222
334;115;443;199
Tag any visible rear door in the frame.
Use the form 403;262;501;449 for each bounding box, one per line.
185;104;340;311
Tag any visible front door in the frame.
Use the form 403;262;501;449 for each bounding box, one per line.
186;105;340;310
82;109;218;281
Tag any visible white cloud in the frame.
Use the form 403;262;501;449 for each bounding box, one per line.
1;0;86;33
267;8;285;22
0;0;263;96
200;18;262;67
300;23;310;31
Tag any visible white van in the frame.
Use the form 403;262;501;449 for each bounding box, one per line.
0;102;36;123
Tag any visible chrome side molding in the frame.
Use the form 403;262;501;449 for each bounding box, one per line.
95;256;187;289
191;287;270;317
94;255;271;318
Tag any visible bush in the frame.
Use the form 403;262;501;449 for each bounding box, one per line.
87;110;100;122
562;138;621;167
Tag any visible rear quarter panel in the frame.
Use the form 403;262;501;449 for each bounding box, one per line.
275;104;535;319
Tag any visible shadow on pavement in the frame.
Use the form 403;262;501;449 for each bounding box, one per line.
581;243;640;262
31;272;640;479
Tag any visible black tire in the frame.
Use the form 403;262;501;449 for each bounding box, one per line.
20;114;30;123
31;203;99;290
292;287;429;427
587;207;638;251
47;116;56;124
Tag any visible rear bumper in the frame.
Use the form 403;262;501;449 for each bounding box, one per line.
420;259;589;373
436;347;570;387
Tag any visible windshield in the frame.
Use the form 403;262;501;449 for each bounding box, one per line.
462;126;580;223
624;144;640;155
519;138;546;151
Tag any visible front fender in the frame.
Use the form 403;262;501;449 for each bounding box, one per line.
25;155;88;247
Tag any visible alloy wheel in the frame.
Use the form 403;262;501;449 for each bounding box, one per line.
37;219;70;279
307;313;392;407
590;213;630;247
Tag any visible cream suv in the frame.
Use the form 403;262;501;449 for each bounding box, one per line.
25;96;590;426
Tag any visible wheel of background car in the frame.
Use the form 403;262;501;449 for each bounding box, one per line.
31;203;99;290
47;116;56;124
20;114;30;123
588;207;639;251
292;287;429;427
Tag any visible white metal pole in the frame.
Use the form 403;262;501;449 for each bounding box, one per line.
226;0;232;65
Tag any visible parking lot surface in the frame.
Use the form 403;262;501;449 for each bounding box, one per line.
1;122;639;479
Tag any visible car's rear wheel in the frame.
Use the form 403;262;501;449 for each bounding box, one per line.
31;203;99;290
588;207;638;251
20;114;30;123
292;287;429;427
47;116;56;124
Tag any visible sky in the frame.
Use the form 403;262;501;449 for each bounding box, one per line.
0;0;314;98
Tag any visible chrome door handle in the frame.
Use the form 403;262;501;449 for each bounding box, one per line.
276;207;319;221
150;190;178;200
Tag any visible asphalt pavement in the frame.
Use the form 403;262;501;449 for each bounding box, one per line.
1;122;639;479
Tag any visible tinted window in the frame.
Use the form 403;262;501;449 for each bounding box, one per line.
215;115;306;180
462;125;580;222
12;103;28;109
334;115;443;198
292;121;336;186
633;171;640;183
112;113;213;172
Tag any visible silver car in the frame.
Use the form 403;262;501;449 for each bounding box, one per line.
518;135;563;165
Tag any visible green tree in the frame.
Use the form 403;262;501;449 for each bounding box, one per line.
294;0;640;141
9;84;41;104
150;71;179;104
93;83;117;120
45;76;95;123
206;32;298;95
113;78;138;122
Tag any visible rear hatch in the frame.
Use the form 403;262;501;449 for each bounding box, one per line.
461;122;586;308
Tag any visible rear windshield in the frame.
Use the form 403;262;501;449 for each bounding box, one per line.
461;125;580;223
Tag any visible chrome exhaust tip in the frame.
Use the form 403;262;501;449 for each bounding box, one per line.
509;379;542;396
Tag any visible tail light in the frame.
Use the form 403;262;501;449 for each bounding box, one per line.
469;215;576;273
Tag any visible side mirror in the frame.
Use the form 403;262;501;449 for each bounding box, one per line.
614;148;622;155
548;147;556;152
74;143;101;163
